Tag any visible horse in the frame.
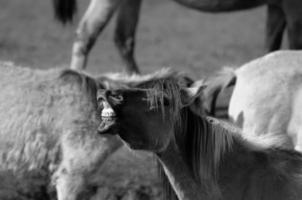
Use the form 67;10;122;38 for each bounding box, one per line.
53;0;302;73
0;62;124;200
96;69;302;200
203;50;302;152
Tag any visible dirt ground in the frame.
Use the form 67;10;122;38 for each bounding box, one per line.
0;0;290;199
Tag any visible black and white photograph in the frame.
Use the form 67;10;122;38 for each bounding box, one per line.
0;0;302;199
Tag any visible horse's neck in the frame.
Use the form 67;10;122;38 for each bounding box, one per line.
203;117;256;168
209;120;265;197
171;0;264;12
157;143;220;200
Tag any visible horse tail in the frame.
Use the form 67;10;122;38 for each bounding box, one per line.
53;0;77;24
203;67;236;117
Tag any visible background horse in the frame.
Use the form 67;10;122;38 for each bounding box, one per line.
0;62;124;200
96;70;302;200
53;0;302;73
204;50;302;151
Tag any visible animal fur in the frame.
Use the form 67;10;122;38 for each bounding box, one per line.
206;50;302;150
0;62;122;200
101;70;302;200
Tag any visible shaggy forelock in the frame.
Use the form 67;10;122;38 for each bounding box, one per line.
98;68;193;120
99;68;190;87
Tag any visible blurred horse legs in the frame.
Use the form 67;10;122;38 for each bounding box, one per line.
283;0;302;49
114;0;142;74
70;0;121;70
171;0;264;12
266;4;286;52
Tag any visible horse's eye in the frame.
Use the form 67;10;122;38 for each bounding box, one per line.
97;97;105;107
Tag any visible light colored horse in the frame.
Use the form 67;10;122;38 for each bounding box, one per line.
53;0;302;73
96;69;302;200
204;50;302;151
0;62;122;200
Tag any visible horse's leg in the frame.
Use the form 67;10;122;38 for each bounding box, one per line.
283;0;302;49
70;0;122;70
54;134;123;200
265;4;286;52
114;0;142;74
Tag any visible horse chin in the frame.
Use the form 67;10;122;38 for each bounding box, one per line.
125;142;147;150
97;117;118;134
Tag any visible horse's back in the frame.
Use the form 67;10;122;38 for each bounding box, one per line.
237;50;302;76
0;62;61;132
229;51;302;149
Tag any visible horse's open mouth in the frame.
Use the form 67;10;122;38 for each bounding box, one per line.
98;117;117;134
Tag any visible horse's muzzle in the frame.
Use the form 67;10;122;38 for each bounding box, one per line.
98;117;118;134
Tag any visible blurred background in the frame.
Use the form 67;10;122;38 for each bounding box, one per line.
0;0;279;78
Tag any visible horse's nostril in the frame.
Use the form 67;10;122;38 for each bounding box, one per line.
112;94;123;102
109;92;124;104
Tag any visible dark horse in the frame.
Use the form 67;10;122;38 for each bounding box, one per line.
96;69;302;200
53;0;302;74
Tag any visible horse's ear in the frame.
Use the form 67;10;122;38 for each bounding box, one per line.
181;80;207;106
60;69;98;96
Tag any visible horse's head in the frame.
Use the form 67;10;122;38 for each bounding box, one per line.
97;72;206;153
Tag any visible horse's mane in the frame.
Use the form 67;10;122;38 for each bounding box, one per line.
133;70;235;170
131;72;234;198
103;68;302;199
98;68;193;88
136;72;297;199
100;68;180;83
175;111;234;191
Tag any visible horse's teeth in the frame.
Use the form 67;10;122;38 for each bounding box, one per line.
101;108;116;117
